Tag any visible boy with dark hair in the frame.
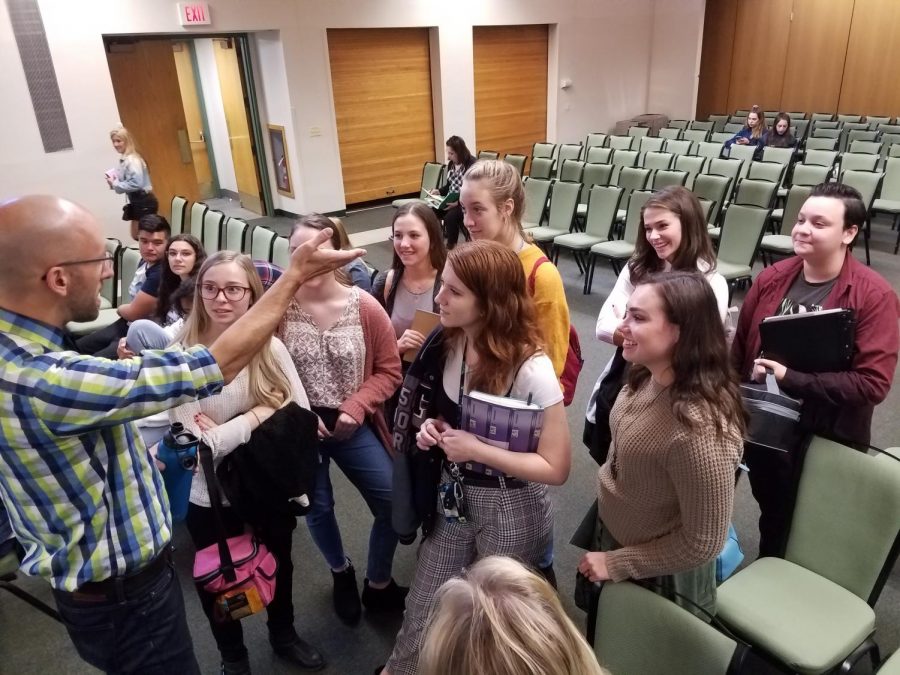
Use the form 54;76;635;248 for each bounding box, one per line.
76;214;171;357
732;182;900;556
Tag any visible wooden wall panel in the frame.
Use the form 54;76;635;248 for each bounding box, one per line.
839;0;900;116
327;28;435;205
106;40;199;213
726;0;793;113
474;25;548;162
780;0;854;115
172;42;214;199
696;0;738;119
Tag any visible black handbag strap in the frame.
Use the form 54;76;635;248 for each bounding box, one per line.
198;442;236;582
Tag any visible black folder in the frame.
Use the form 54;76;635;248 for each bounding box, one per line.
760;308;856;373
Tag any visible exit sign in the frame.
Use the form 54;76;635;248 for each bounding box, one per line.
178;2;211;26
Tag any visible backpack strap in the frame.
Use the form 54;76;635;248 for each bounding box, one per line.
527;256;551;296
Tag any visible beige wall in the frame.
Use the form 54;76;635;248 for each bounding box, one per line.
0;0;704;236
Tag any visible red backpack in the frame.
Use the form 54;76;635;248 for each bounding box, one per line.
527;256;583;406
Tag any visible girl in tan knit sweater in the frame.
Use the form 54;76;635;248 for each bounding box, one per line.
578;271;744;615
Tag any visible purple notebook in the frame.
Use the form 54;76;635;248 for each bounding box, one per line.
460;391;544;477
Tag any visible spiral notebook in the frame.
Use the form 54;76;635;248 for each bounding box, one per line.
760;308;856;373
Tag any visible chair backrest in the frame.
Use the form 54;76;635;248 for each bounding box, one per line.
271;235;290;267
529;156;554;179
707;157;744;194
546;180;581;232
522;177;552;226
747;161;787;185
690;120;714;132
102;238;121;307
717;204;769;267
811;112;835;122
790;162;830;187
503;154;526;176
608;135;635;151
224;217;249;253
668;119;690;130
694;141;724;160
592;581;742;675
840;169;883;207
674;154;706;189
726;145;756;181
170;196;187;236
639;136;665;153
804;148;838;168
696;197;716;225
249;226;277;261
582;163;614;190
532;142;556;159
627;125;650;138
621;190;654;245
882;157;900;198
837;113;862;124
651;169;689;190
891;144;900;159
611;149;639;174
640;151;674;171
616;167;651;197
585;132;608;150
119;247;142;305
734;178;778;209
849;140;882;155
793;119;810;139
866;115;893;126
786;437;900;605
761;146;795;167
584;185;623;239
559;159;585;182
879;133;900;167
805;136;838;152
683;128;710;144
786;111;807;120
189;202;207;241
692;173;733;227
664;139;694;156
708;113;729;127
814;119;841;130
710;132;733;144
420;162;444;198
776;184;813;236
841;152;879;173
477;150;499;160
658;127;682;141
586;146;613;164
847;128;877;143
557;143;583;166
877;123;900;135
813;127;842;139
202;209;224;254
724;122;744;133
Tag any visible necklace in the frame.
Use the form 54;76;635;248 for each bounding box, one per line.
403;274;434;295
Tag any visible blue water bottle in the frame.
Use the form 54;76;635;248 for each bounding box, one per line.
157;422;199;522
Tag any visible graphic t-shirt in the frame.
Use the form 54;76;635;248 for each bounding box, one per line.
777;272;837;315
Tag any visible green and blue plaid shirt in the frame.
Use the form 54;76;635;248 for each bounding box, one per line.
0;308;223;590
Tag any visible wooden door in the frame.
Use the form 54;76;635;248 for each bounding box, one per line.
839;0;900;116
779;0;854;115
474;25;548;163
327;28;436;205
726;0;793;112
106;39;200;213
172;42;215;199
696;0;739;119
214;38;263;214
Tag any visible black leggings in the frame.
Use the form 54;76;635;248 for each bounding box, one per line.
441;205;468;249
185;503;298;662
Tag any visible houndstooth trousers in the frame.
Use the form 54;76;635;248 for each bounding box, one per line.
385;473;553;675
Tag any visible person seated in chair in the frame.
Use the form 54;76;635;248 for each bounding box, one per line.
732;182;900;557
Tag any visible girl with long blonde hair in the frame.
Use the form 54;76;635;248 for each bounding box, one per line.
107;126;158;240
169;250;325;673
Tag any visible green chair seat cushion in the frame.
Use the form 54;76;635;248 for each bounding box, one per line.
616;208;626;221
0;550;18;578
872;198;900;213
708;226;721;240
771;208;784;220
98;297;113;310
67;308;120;336
879;649;900;675
576;204;588;217
530;227;570;243
554;233;607;249
590;240;634;259
716;260;752;280
391;198;426;209
522;221;541;231
761;234;794;253
717;558;875;674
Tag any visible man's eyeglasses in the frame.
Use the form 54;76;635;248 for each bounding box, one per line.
41;252;114;280
199;284;251;301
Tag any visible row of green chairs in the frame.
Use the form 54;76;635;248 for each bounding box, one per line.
67;241;142;336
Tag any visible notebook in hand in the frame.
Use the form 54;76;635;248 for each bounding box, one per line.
460;391;544;477
760;308;856;373
425;191;459;210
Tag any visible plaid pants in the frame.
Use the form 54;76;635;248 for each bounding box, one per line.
386;475;552;675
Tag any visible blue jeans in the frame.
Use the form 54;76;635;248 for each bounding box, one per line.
52;558;199;675
306;423;398;584
126;319;170;352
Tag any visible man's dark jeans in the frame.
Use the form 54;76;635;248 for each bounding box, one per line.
52;558;200;675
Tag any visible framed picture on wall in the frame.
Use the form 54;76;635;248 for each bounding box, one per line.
267;124;294;198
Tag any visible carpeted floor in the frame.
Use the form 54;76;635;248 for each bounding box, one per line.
1;205;898;674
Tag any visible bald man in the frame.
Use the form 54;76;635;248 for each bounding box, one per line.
0;196;363;675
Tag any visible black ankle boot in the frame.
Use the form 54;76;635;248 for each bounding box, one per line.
332;562;361;625
270;630;326;671
361;578;409;613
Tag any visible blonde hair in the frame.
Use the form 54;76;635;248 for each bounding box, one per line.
328;216;352;250
177;251;292;410
747;105;766;140
418;556;608;675
462;159;526;239
109;126;139;157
